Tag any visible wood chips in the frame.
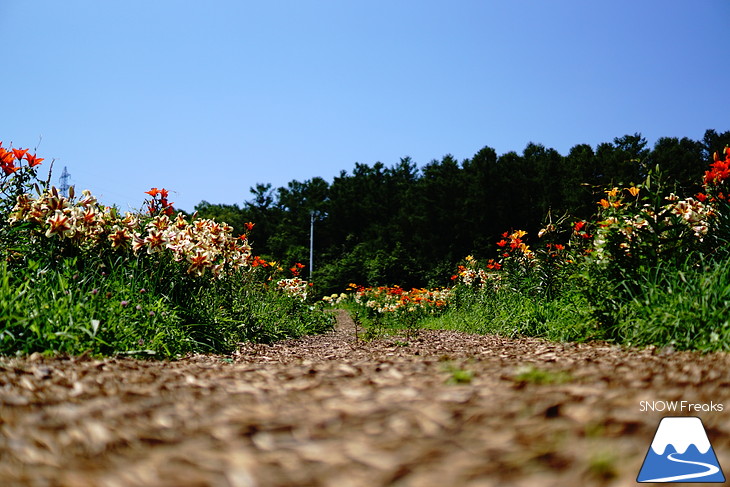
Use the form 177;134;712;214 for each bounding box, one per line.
1;310;729;486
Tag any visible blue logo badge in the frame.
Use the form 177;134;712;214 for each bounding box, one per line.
637;417;725;483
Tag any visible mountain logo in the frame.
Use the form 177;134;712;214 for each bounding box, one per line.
637;416;725;483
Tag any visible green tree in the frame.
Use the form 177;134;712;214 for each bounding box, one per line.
270;177;329;265
702;129;730;162
562;143;599;220
190;130;727;295
461;146;501;253
523;142;565;222
243;183;279;256
648;137;706;196
594;134;649;189
193;201;248;236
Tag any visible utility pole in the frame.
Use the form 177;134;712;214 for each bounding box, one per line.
59;166;71;197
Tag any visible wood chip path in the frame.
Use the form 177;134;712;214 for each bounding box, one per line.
1;310;728;486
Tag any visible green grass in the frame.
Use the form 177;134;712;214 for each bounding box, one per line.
0;258;189;357
420;286;599;343
443;363;475;384
410;253;730;352
6;248;728;358
0;257;334;358
338;301;409;339
185;275;335;351
512;365;572;385
616;255;730;351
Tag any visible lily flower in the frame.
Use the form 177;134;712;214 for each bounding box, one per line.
187;249;213;276
108;227;133;250
143;229;167;254
45;210;75;238
24;153;44;167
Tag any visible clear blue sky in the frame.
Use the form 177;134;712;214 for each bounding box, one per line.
2;1;729;213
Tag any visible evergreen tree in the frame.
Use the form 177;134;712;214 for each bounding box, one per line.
192;130;726;294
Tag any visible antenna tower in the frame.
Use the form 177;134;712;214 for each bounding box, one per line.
59;166;71;197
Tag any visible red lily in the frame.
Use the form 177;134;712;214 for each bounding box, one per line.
24;153;43;167
1;163;19;175
0;148;14;166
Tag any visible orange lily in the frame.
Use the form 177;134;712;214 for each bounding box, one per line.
24;153;44;167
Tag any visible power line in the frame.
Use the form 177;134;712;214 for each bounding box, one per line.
59;166;71;198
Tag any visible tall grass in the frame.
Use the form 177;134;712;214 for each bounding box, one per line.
421;285;598;343
0;255;335;357
0;258;189;357
183;272;334;352
414;251;730;352
616;254;730;351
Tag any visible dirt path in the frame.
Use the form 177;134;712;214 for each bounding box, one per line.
1;310;729;486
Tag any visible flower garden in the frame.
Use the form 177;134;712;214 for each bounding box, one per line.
338;147;730;352
0;142;332;358
2;141;730;357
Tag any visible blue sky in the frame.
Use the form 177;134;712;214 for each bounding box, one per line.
2;1;729;212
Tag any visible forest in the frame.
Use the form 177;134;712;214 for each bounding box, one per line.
194;129;730;295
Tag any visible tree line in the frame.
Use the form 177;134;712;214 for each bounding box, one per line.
193;129;730;295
